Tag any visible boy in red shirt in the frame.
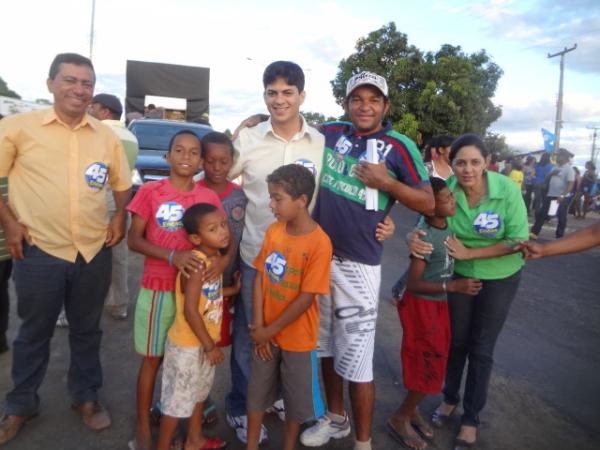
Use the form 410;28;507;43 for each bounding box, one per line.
127;130;223;450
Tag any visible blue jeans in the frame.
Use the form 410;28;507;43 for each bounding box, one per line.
5;244;111;416
225;260;255;417
391;270;408;298
443;270;522;426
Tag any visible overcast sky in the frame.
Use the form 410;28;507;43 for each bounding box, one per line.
1;0;599;157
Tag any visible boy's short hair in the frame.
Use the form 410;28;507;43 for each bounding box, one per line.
429;176;448;194
267;164;315;205
167;130;200;152
182;203;219;235
201;131;234;158
263;61;305;92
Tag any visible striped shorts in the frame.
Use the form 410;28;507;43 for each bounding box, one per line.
134;288;176;357
318;257;381;382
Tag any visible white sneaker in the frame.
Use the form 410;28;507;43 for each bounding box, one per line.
226;413;268;444
300;413;351;447
265;398;285;421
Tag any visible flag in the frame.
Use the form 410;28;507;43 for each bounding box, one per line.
541;128;555;152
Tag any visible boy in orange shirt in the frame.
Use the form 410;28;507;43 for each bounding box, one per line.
246;164;332;450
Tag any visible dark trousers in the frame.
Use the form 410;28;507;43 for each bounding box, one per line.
531;184;546;215
443;270;522;426
0;259;12;346
225;260;255;417
531;195;571;238
523;184;534;215
5;244;111;416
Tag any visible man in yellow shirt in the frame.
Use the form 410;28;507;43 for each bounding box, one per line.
0;53;132;445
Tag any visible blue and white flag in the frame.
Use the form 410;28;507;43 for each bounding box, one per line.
541;128;555;152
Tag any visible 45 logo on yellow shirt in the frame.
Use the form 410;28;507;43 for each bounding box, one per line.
156;201;184;231
473;211;501;236
84;162;108;190
265;251;287;284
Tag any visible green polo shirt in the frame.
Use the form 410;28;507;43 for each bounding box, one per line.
447;171;528;280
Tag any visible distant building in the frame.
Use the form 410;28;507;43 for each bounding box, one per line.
0;96;49;116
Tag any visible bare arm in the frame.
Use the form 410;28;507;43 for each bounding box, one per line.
354;161;434;216
127;213;204;277
445;235;519;260
105;188;131;247
182;273;224;365
0;195;31;260
406;258;482;296
520;222;600;259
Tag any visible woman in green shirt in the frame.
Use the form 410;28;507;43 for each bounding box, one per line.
411;134;528;449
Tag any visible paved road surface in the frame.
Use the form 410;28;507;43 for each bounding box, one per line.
1;207;599;449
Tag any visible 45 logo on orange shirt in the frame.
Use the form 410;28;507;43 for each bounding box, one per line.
84;162;108;190
156;201;184;231
265;251;287;284
473;211;501;236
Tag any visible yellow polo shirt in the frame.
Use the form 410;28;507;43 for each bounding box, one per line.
0;108;132;262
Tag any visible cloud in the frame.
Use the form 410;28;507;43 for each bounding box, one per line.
451;0;600;75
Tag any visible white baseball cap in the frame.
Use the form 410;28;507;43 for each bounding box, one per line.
346;71;389;98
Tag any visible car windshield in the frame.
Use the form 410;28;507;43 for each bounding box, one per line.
130;123;208;151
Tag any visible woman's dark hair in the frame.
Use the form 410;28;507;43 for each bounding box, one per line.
201;131;234;158
48;53;94;80
263;61;305;92
435;134;455;149
429;176;448;194
167;130;200;152
182;203;219;235
449;134;489;162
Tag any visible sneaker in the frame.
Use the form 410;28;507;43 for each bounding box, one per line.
56;310;69;328
226;413;267;444
105;305;128;320
265;399;285;421
300;414;351;447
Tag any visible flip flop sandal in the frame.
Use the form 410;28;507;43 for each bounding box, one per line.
386;420;428;450
198;436;227;449
202;402;218;425
411;420;434;441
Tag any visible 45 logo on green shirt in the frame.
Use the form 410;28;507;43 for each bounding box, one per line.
156;201;184;231
84;162;108;190
265;251;287;284
473;211;501;236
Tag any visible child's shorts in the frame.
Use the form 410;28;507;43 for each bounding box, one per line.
134;288;176;357
160;338;215;418
397;291;451;394
247;346;324;423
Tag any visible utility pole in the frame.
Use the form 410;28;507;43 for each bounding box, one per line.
548;44;577;152
588;126;599;167
89;0;96;59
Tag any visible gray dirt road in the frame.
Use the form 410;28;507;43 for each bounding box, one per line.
1;207;599;449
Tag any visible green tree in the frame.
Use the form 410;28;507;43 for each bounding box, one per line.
331;23;503;144
301;111;339;128
0;76;21;99
35;98;52;105
484;132;514;160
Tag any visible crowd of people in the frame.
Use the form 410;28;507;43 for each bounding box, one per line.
0;52;598;450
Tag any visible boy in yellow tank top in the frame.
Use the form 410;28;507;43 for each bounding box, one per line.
156;203;240;450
